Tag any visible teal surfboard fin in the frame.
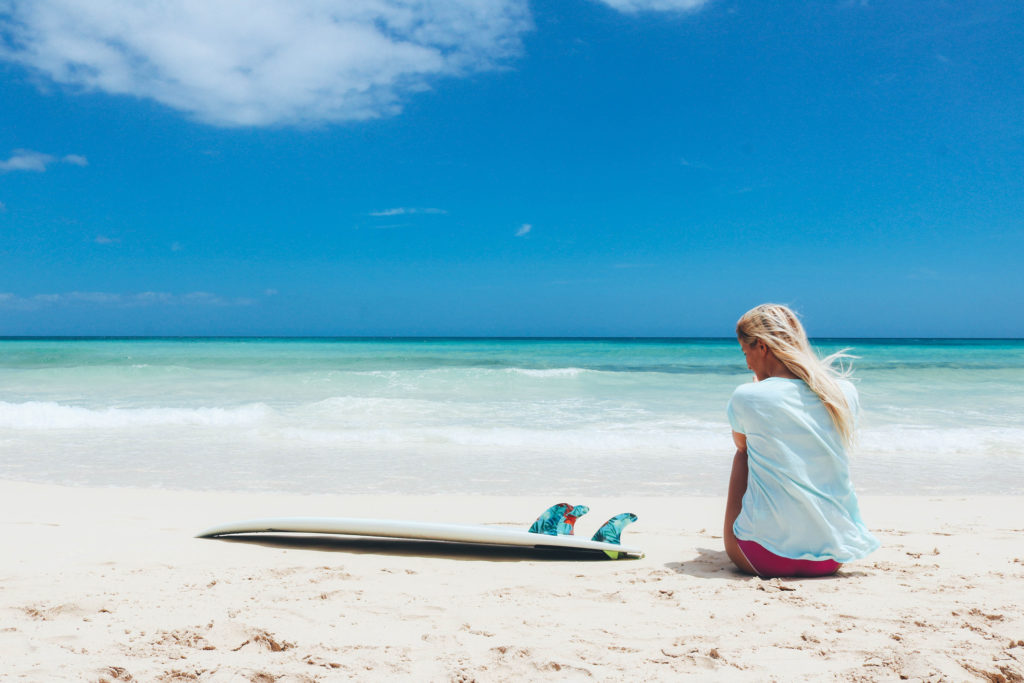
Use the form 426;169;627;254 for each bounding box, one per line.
590;513;638;559
529;503;590;536
559;504;589;535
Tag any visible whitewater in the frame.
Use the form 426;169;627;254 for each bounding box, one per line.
1;337;1021;495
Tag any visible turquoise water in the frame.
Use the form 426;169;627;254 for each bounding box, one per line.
0;338;1021;495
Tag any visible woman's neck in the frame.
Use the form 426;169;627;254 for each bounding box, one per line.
757;355;800;381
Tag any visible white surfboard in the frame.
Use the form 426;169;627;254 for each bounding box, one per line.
197;505;643;559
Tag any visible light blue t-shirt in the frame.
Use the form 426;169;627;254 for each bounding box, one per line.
727;377;879;562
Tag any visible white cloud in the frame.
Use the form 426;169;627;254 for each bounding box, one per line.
0;1;532;128
0;149;54;172
515;223;532;237
0;148;89;172
133;292;173;305
94;235;119;244
369;207;448;217
593;0;710;12
0;201;6;212
0;290;257;309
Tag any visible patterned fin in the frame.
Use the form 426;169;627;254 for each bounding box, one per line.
529;503;590;536
529;503;571;536
590;513;638;545
591;513;638;560
558;505;590;535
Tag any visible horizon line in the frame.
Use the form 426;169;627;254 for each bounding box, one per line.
1;335;1022;342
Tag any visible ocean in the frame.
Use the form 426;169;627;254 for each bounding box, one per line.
1;338;1021;496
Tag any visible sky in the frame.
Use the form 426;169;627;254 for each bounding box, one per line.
1;0;1022;337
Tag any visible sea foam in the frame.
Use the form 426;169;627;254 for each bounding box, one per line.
1;337;1022;495
0;400;272;429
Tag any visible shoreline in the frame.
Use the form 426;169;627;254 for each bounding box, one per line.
3;480;1022;681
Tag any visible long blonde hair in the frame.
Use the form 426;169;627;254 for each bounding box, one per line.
736;304;856;446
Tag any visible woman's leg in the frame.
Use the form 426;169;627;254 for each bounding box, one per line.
724;449;757;575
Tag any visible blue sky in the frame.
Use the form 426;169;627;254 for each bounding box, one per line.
1;0;1022;337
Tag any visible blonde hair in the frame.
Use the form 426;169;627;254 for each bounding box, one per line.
736;303;856;446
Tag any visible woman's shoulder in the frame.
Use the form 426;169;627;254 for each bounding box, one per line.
837;378;860;412
730;378;798;407
730;380;768;404
734;377;803;395
730;380;758;397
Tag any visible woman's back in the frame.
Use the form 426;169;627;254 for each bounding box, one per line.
727;377;877;562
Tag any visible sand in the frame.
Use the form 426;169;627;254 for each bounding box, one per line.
1;479;1022;682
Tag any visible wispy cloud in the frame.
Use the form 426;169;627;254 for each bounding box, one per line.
515;223;532;237
0;1;532;128
591;0;711;13
0;149;53;172
0;291;257;310
94;235;119;245
369;207;448;217
679;157;711;170
0;149;88;173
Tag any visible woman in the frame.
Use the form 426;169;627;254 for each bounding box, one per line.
724;304;878;578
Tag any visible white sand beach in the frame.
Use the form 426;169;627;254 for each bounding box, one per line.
2;480;1022;681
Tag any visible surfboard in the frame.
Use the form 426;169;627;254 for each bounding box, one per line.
197;504;644;559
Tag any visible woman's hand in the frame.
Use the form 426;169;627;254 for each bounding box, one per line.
733;431;747;452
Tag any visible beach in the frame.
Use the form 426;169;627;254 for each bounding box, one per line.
2;338;1023;680
2;480;1022;681
5;0;1023;678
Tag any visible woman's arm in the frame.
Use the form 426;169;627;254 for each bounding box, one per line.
724;431;756;574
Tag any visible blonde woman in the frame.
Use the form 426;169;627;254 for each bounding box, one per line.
724;304;878;577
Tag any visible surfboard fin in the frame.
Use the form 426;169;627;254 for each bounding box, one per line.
590;513;638;559
560;504;590;535
529;503;590;536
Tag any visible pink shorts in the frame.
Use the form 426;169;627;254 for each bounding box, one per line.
737;539;841;578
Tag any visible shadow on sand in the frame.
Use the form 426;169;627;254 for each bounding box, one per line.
664;546;751;579
200;533;625;563
665;547;866;581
